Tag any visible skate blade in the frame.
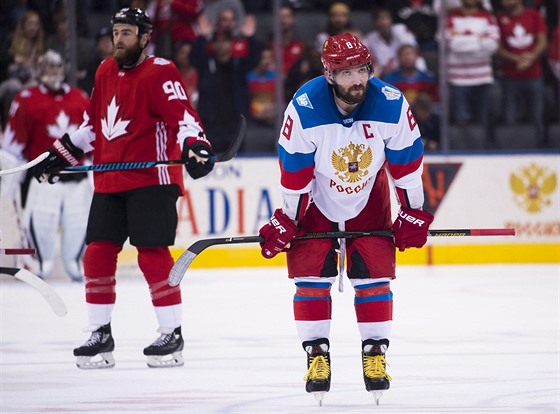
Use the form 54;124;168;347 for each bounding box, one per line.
146;351;184;368
76;352;115;369
313;392;325;407
370;390;384;405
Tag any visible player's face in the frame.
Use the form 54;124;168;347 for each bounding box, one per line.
332;64;369;105
112;23;144;66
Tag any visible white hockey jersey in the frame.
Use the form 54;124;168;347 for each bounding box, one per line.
278;76;424;223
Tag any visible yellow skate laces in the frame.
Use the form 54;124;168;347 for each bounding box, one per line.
304;355;331;381
363;355;392;381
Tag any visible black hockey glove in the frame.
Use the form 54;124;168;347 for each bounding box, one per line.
183;135;215;179
33;133;84;183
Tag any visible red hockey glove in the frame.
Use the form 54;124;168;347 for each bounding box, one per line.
33;133;84;183
392;207;434;252
259;208;301;259
183;135;215;179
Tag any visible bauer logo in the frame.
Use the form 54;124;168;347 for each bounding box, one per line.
421;163;462;215
296;93;313;109
510;163;557;213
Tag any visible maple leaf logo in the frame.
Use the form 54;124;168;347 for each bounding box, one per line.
507;23;534;49
101;96;130;141
46;111;80;139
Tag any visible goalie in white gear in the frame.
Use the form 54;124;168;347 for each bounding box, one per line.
0;49;92;281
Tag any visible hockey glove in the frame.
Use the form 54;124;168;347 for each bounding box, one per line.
33;133;84;183
259;208;302;259
392;207;434;252
183;135;215;179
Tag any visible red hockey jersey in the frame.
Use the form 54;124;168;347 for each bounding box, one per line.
74;56;205;194
3;84;90;161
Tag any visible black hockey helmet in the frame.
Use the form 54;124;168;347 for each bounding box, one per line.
110;8;152;35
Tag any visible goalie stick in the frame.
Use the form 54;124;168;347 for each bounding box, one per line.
0;267;67;317
0;116;246;177
168;228;516;286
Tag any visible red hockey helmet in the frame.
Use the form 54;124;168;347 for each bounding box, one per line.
321;32;372;74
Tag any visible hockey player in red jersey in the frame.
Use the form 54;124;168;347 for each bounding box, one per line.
1;49;91;282
258;33;433;405
32;8;215;369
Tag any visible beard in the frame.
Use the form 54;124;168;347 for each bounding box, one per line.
332;83;367;105
113;41;143;67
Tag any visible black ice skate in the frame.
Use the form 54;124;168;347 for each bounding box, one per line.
302;338;331;406
362;338;392;405
73;323;115;369
143;326;184;368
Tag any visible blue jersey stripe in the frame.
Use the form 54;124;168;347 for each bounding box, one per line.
278;144;315;173
385;137;424;165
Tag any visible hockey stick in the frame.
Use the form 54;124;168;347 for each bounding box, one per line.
0;152;49;176
56;115;247;174
0;116;246;177
0;248;36;255
168;228;516;286
0;267;67;317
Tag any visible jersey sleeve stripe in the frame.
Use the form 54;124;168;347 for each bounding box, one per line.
278;145;315;172
388;155;423;180
280;165;315;191
385;137;424;165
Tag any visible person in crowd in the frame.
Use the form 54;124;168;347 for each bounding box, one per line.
144;0;204;58
412;92;440;151
79;26;114;95
385;0;438;52
383;44;438;108
247;47;276;125
31;8;215;370
258;32;433;404
204;0;247;37
433;0;493;13
284;44;324;103
0;50;91;282
45;9;92;85
496;0;548;144
315;2;356;53
363;7;427;79
191;9;261;153
173;40;199;109
273;4;306;76
444;0;500;126
0;10;45;126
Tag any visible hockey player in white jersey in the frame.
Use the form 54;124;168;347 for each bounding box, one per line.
258;32;434;405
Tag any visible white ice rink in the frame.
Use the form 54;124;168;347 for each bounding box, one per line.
1;264;558;413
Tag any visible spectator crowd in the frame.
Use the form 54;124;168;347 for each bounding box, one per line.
0;0;558;153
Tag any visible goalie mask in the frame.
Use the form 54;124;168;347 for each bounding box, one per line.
37;50;65;92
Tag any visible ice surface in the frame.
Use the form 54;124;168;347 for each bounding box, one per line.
1;264;558;413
